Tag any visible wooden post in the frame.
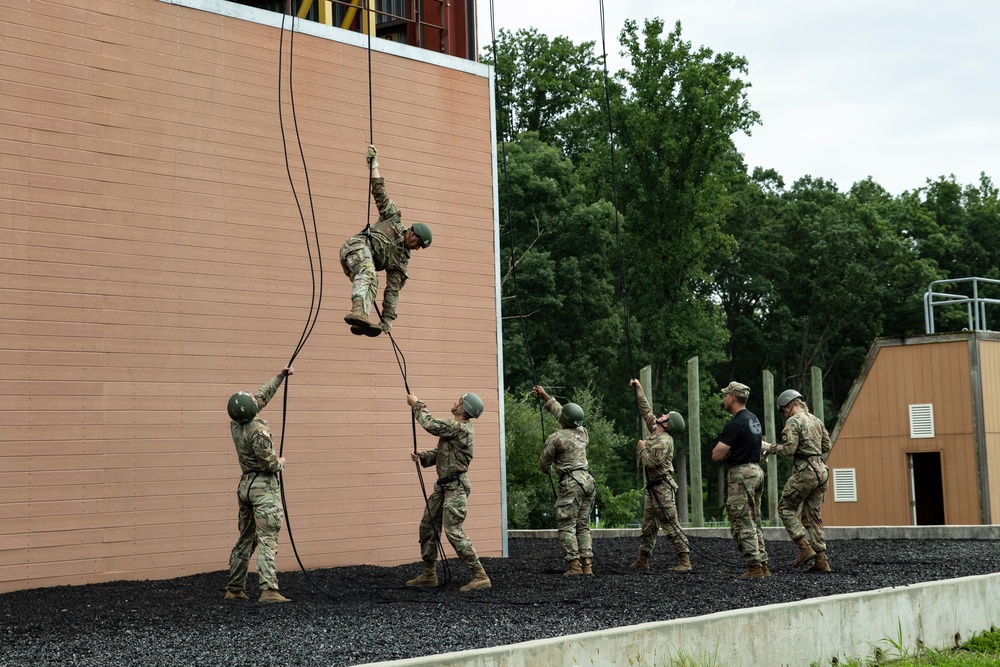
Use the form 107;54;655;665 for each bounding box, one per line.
811;366;825;423
688;356;704;526
763;369;778;524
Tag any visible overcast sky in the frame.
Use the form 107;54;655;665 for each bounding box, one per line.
476;0;999;196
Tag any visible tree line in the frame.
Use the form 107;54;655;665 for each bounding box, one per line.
486;19;1000;527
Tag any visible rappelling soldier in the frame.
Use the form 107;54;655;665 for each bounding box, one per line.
340;144;432;337
405;392;492;592
534;385;597;576
224;366;293;604
762;389;832;572
628;379;691;572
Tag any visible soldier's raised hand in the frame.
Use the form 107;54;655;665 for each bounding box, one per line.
366;144;379;170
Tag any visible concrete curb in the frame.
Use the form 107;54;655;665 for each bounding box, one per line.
359;528;1000;666
361;572;1000;667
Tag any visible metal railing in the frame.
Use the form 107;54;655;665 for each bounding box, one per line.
923;277;1000;334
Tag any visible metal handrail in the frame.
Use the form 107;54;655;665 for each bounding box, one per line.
923;277;1000;334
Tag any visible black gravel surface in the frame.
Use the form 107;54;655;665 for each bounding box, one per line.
2;537;999;667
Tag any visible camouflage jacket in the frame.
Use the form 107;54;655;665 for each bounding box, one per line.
230;373;285;475
539;398;590;477
772;409;831;467
412;401;474;485
637;394;675;480
349;177;410;320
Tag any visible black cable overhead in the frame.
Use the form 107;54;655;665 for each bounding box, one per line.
596;1;741;568
489;0;557;499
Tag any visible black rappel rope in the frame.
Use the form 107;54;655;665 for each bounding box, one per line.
597;2;741;569
488;0;557;500
272;6;340;601
359;1;452;586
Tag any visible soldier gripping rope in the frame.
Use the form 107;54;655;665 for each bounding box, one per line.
224;366;293;604
340;144;432;337
711;381;769;579
405;392;492;592
762;389;833;572
534;385;597;576
627;379;690;572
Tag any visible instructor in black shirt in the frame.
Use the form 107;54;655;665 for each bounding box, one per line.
711;381;769;578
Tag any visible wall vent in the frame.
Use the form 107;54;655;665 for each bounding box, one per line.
832;468;857;502
909;404;935;438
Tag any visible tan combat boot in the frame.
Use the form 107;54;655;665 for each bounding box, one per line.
224;588;249;601
760;562;772;577
406;562;438;587
630;552;650;570
794;536;817;567
672;553;692;572
810;552;831;572
459;562;492;592
564;559;584;576
259;589;291;603
580;557;593;575
344;299;370;332
738;563;765;579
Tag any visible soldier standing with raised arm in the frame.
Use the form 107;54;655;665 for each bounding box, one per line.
404;392;492;592
224;366;293;604
534;385;597;576
628;379;690;572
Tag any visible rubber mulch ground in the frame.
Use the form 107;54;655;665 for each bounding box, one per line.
2;536;998;666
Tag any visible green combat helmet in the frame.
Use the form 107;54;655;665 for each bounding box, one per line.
228;391;258;423
666;410;685;436
410;223;432;248
461;392;484;419
561;403;585;428
777;389;803;409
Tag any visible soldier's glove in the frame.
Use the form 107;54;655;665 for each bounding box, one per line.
366;144;379;170
379;318;393;334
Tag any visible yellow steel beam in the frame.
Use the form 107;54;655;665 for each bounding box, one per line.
318;0;333;25
296;0;313;19
341;0;360;30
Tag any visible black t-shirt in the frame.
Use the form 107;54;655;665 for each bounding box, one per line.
718;408;762;465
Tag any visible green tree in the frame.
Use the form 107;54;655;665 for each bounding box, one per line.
483;28;602;148
499;134;624;400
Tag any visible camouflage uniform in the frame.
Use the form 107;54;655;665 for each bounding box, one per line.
539;398;597;563
716;385;768;568
636;395;688;559
727;462;767;566
339;177;410;322
770;408;831;553
226;373;286;594
411;401;483;568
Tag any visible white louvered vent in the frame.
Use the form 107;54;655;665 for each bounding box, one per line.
909;404;935;438
832;468;857;502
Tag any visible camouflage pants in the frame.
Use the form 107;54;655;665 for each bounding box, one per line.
340;236;378;315
227;472;284;592
555;471;597;561
639;481;689;557
418;481;479;566
727;463;767;565
778;461;829;552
